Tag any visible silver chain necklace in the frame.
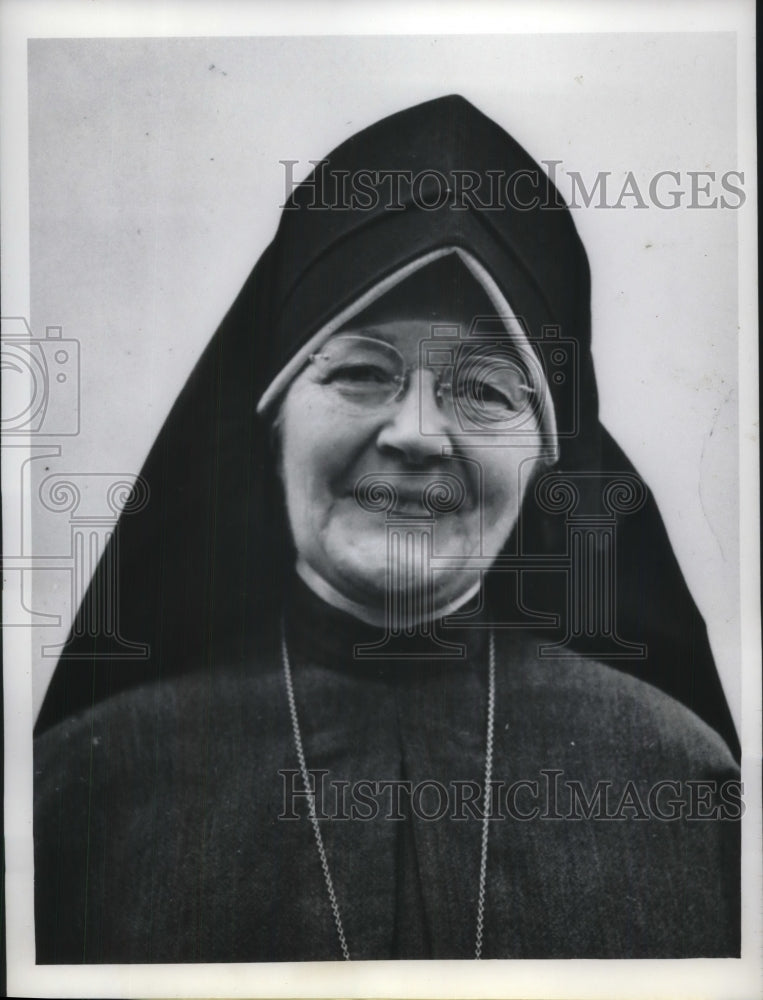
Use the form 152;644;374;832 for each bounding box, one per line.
280;619;496;961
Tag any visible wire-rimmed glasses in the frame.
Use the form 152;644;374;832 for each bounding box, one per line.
308;334;537;430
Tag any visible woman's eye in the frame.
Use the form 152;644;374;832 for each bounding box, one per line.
326;364;394;385
480;382;515;407
457;379;520;410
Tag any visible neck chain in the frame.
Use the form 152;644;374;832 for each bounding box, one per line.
280;619;496;961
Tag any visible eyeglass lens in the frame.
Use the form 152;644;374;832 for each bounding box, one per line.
309;334;534;421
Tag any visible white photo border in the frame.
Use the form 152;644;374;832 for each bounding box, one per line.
2;2;759;998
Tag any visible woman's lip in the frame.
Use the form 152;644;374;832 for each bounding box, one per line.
342;490;473;513
393;496;430;509
343;470;474;515
344;486;465;498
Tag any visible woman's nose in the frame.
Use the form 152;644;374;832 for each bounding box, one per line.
375;369;451;461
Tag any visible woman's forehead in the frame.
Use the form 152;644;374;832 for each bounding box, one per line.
332;318;476;360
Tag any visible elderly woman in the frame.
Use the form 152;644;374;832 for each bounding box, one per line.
34;96;739;962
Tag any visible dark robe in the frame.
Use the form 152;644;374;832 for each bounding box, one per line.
34;581;740;963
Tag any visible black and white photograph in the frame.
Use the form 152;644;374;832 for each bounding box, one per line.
2;2;759;998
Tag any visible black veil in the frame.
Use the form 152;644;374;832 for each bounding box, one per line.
35;95;739;760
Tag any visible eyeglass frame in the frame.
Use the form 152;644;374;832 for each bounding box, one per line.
306;332;544;435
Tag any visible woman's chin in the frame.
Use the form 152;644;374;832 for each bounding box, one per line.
327;554;398;605
324;544;473;613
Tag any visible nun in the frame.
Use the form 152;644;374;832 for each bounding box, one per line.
34;95;740;962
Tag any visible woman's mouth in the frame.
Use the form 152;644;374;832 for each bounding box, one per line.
350;470;470;518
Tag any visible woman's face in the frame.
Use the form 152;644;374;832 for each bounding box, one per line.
278;317;544;609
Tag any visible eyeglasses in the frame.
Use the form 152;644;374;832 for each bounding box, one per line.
308;334;537;428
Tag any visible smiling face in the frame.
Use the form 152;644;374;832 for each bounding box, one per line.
277;316;544;613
